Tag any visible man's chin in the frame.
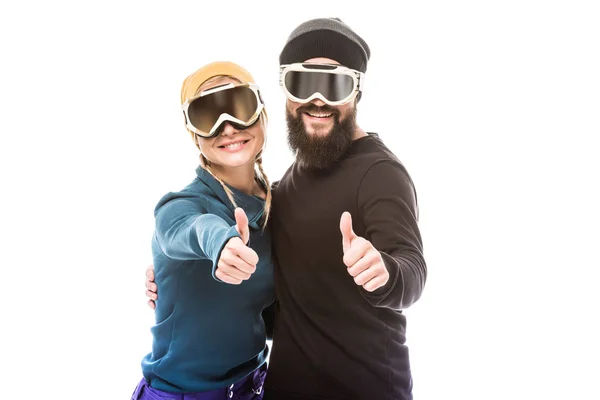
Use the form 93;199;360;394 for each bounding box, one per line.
305;127;332;137
286;106;356;171
302;122;334;137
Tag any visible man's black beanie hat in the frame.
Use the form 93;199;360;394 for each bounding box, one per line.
279;18;371;73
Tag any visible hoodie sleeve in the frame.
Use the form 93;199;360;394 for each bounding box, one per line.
154;192;241;277
356;161;427;310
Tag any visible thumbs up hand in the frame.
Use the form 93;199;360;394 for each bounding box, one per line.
340;212;389;292
234;207;250;244
216;208;259;285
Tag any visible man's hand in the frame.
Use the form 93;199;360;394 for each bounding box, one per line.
340;211;389;292
216;208;259;285
146;265;157;310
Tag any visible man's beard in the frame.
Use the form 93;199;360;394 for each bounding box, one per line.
286;103;356;171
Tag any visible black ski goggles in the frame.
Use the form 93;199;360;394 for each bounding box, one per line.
279;63;364;106
182;83;265;138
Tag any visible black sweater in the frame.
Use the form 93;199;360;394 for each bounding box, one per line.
264;134;427;400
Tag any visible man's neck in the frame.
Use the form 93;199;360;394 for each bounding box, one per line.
353;126;368;140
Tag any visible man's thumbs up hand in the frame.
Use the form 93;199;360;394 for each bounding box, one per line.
339;211;389;292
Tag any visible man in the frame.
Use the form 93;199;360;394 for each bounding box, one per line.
147;18;426;400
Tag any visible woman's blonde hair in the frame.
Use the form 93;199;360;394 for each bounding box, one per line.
192;75;271;228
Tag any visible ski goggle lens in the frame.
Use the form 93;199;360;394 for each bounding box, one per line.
279;63;364;106
183;83;264;138
284;71;355;103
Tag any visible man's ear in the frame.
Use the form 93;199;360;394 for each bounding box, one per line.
356;91;362;103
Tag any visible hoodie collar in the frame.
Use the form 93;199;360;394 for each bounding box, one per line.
195;166;265;229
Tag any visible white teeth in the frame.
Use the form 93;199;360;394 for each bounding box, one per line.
223;141;246;149
307;112;332;118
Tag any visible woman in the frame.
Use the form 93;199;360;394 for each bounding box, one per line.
132;61;275;400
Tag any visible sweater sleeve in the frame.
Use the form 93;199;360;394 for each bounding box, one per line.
154;193;241;278
356;161;427;310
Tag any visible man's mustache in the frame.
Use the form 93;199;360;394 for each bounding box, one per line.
297;103;339;116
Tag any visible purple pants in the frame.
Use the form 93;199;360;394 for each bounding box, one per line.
131;365;266;400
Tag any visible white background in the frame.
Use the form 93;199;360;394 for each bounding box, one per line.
1;1;599;399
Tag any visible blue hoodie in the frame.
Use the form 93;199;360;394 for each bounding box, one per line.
141;166;275;393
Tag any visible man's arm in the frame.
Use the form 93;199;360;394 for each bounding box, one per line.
356;161;427;310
